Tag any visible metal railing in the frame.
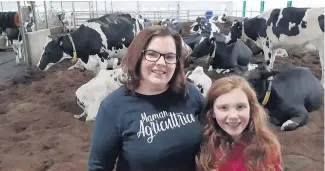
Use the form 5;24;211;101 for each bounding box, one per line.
0;1;263;31
34;9;261;30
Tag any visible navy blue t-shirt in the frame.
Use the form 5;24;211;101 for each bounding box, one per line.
88;83;205;171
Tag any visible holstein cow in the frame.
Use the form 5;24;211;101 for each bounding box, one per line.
243;63;324;131
190;16;265;56
158;18;185;35
189;16;220;34
57;11;75;32
191;30;259;74
37;12;148;72
1;27;25;65
185;66;212;97
75;68;124;121
226;7;324;85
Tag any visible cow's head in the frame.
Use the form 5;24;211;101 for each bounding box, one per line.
189;17;207;34
37;35;70;71
191;32;227;58
226;20;243;44
159;18;182;34
211;14;228;23
243;64;280;101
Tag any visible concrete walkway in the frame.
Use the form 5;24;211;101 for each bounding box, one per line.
0;50;28;85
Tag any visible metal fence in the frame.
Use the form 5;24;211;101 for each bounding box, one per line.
1;1;262;31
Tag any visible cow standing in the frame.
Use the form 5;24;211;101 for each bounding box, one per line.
226;7;324;86
1;27;24;65
243;63;324;131
37;12;148;71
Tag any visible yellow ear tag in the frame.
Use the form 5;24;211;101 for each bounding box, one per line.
73;51;77;61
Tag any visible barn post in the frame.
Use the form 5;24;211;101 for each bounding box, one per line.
95;1;98;18
43;1;48;29
72;1;76;30
17;1;31;67
60;1;63;11
176;1;180;20
242;1;246;17
104;1;107;14
260;1;265;13
111;1;113;13
287;1;292;7
137;1;140;14
89;1;92;19
187;9;189;22
29;1;38;31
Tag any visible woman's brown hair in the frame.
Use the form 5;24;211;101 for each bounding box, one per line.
196;75;283;171
120;25;189;97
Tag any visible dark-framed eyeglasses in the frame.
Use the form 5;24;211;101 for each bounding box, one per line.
142;50;179;64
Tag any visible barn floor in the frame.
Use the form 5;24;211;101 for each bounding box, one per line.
0;51;323;171
0;50;28;86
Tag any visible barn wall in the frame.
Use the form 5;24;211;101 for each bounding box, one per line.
25;26;63;66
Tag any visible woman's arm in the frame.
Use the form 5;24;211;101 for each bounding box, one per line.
88;97;121;171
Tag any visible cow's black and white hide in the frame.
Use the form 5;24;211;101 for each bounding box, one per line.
1;27;24;65
226;7;324;85
75;68;124;121
243;63;324;131
37;12;147;72
189;15;265;57
185;66;212;97
190;30;258;74
189;16;220;34
158;18;183;34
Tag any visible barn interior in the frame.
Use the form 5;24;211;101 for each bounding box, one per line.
0;2;324;171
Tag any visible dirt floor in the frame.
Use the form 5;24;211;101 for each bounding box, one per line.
0;50;324;170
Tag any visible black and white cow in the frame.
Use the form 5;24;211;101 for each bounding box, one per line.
226;7;324;85
189;16;220;34
190;30;259;74
158;18;184;35
37;12;149;71
57;11;75;32
243;63;324;131
185;66;212;97
75;67;124;121
0;13;35;65
190;15;265;56
1;27;24;64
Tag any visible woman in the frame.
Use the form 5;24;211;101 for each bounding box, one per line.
196;75;283;171
88;25;205;171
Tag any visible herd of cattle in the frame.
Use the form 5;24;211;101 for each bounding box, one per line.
1;7;324;132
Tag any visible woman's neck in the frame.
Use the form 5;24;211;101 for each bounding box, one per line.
135;82;169;95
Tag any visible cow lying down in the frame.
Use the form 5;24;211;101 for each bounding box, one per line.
244;63;324;131
74;68;124;121
186;66;212;97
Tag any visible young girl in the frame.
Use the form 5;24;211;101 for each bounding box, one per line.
196;75;283;171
